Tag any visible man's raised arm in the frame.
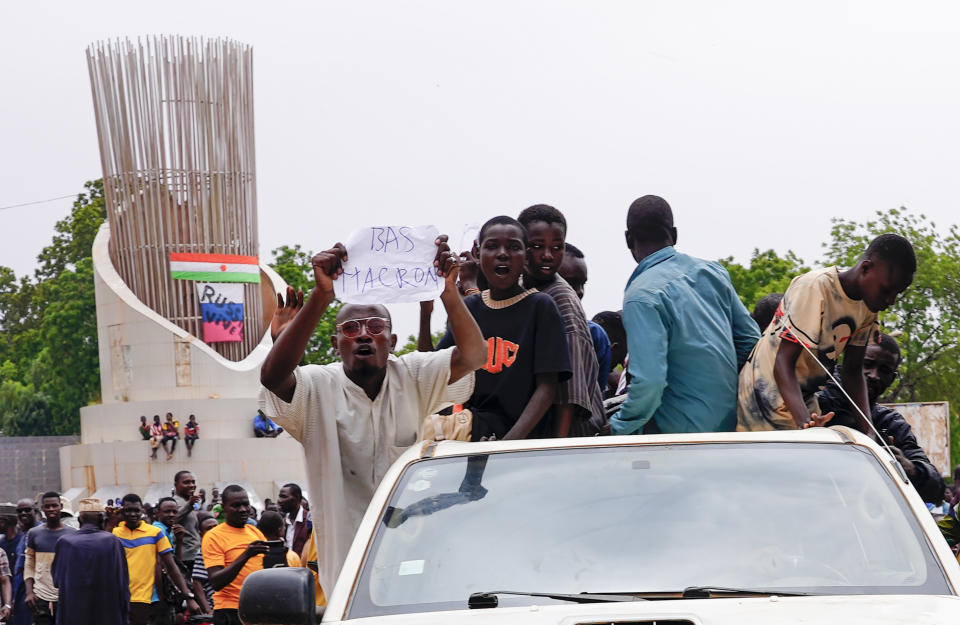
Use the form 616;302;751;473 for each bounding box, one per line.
433;235;486;383
260;243;347;402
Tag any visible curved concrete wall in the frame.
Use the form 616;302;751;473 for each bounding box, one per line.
60;223;306;503
91;222;281;403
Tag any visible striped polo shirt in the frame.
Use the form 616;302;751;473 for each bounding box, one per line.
113;521;173;603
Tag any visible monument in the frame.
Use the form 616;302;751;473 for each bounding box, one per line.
59;36;306;507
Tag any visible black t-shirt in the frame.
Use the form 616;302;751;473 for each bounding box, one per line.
438;291;571;440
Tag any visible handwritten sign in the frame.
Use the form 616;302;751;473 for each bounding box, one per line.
196;282;244;342
334;225;443;304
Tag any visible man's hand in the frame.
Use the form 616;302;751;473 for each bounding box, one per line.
457;250;480;295
172;524;186;541
0;604;11;620
185;598;201;614
189;493;202;507
242;540;270;560
25;590;37;613
887;436;918;479
801;412;835;429
433;235;460;291
311;243;348;296
270;286;304;341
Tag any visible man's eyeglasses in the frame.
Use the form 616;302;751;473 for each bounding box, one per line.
336;316;390;338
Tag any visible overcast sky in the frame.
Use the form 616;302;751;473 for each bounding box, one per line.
4;1;960;339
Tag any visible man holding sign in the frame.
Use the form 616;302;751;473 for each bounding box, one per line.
258;232;486;596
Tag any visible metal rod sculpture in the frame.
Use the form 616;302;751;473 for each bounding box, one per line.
87;36;263;360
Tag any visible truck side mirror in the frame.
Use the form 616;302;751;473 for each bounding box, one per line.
239;567;316;625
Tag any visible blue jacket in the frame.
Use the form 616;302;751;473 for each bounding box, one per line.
611;247;759;434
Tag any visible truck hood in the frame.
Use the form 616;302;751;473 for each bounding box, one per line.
330;594;960;625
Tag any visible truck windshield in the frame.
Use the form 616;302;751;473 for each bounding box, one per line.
347;443;950;618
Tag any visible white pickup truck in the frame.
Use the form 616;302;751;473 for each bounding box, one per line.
240;427;960;624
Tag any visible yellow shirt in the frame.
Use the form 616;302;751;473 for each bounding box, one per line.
113;521;173;603
201;523;265;610
299;530;326;607
738;266;877;431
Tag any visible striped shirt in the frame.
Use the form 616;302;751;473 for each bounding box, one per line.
192;552;214;609
113;521;172;603
539;276;606;435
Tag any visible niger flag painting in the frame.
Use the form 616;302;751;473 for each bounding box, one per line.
169;252;260;283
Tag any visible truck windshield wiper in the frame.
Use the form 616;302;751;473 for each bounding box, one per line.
468;590;646;609
681;585;815;598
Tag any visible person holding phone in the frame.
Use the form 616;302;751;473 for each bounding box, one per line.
201;485;267;625
256;512;301;568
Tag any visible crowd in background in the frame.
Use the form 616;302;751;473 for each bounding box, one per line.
0;471;318;625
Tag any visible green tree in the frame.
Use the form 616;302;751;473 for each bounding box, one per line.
823;208;960;469
720;248;810;311
0;182;106;435
269;245;342;365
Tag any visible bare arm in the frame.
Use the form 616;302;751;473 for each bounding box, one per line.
773;340;817;428
417;301;435;352
0;575;11;620
260;244;346;402
554;404;573;438
504;373;558;440
192;578;211;614
838;344;871;435
206;541;268;591
23;547;37;611
433;236;486;383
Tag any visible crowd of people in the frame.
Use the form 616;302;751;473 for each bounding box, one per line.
258;194;957;599
0;472;317;625
2;195;957;624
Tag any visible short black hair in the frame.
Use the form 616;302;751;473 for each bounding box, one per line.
258;510;284;537
564;243;584;259
752;293;783;331
592;311;625;344
874;332;902;365
863;233;916;275
281;483;303;500
156;496;177;508
121;493;142;506
174;470;192;484
41;491;61;502
517;204;567;235
221;484;246;504
478;215;527;246
626;195;674;244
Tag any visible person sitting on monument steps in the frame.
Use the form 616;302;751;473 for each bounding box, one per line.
258;233;486;597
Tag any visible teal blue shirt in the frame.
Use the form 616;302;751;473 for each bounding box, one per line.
611;247;759;434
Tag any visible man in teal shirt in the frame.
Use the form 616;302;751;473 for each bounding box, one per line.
610;196;759;434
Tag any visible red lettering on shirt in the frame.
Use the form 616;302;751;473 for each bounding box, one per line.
482;337;520;374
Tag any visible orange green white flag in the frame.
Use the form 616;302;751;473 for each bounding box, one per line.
169;252;260;283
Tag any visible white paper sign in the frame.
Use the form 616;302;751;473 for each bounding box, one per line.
334;225;443;304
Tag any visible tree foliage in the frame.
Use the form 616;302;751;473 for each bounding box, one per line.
268;245;342;365
720;249;810;311
0;181;105;435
